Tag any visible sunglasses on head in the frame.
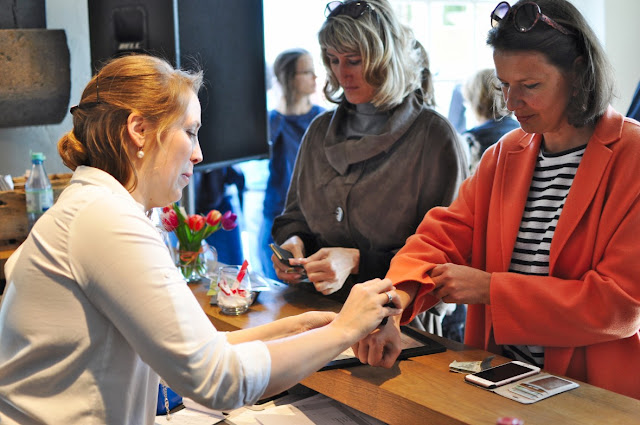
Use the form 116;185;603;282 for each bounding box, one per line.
325;1;375;19
491;1;573;35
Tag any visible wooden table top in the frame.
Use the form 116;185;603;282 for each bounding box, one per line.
190;280;640;425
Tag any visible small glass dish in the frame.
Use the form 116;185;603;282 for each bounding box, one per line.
216;265;252;315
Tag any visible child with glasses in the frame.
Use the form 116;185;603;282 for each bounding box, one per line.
270;0;467;317
354;0;640;401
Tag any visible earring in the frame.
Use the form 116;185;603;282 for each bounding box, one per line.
137;148;145;159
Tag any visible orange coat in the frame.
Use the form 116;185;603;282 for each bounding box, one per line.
387;106;640;399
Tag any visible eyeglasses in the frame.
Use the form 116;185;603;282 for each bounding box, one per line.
325;1;375;19
491;1;573;35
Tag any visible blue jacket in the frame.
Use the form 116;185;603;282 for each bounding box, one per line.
263;105;324;219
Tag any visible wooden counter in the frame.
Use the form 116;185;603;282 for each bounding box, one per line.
190;281;640;425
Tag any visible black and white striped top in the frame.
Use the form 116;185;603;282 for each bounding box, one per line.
503;144;586;368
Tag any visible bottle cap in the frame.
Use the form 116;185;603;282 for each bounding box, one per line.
31;152;45;161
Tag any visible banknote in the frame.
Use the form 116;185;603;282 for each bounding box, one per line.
449;356;495;373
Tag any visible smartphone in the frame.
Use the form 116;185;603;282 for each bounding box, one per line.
464;361;540;389
269;243;304;272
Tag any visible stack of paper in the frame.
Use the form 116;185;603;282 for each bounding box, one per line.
155;392;386;425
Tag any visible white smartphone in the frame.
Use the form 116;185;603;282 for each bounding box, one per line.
464;361;540;389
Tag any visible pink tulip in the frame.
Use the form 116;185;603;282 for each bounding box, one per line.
161;209;179;232
187;214;205;232
205;210;222;227
162;205;173;214
221;211;238;231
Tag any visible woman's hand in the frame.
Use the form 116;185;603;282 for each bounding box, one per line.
352;315;403;368
331;278;402;343
271;236;307;284
296;311;336;333
298;247;360;295
431;263;491;305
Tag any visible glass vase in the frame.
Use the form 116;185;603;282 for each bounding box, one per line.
175;240;217;284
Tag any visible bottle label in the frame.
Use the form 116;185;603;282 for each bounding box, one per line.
25;188;54;214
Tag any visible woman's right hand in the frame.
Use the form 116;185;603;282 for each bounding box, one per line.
331;278;402;343
271;236;307;283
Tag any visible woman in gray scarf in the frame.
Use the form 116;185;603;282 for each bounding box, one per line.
271;0;467;302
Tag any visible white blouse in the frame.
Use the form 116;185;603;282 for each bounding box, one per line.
0;166;270;425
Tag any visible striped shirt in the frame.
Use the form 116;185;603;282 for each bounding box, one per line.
503;144;586;367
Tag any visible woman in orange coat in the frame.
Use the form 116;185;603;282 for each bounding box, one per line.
353;0;640;400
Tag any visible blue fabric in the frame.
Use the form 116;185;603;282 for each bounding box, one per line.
156;384;182;415
627;80;640;121
464;116;520;155
193;169;245;266
262;106;324;218
258;215;277;279
259;105;324;278
447;84;467;134
204;195;244;266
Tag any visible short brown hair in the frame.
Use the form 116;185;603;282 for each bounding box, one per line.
58;54;203;190
486;0;614;127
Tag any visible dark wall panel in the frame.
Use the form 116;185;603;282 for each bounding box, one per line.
87;0;268;169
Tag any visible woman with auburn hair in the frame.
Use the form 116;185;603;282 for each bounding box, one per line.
0;54;400;424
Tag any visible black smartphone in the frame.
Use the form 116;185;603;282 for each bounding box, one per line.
269;243;305;272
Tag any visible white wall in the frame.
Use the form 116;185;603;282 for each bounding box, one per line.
0;0;90;177
569;0;639;113
603;0;640;112
0;0;637;178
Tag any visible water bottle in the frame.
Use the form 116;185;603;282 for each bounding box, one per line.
25;152;54;230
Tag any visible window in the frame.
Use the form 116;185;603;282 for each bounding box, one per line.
263;0;498;118
394;1;497;116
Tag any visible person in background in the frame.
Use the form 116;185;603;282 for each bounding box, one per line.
462;68;520;171
271;0;467;305
447;84;467;134
626;80;640;122
0;54;402;425
354;0;640;400
259;48;325;279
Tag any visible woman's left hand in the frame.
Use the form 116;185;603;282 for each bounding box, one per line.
298;247;360;295
430;263;491;305
297;311;337;332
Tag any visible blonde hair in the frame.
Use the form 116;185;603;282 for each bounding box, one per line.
319;0;422;110
58;54;203;191
463;68;510;121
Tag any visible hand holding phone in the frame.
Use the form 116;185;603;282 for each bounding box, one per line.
269;243;305;273
465;361;540;389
